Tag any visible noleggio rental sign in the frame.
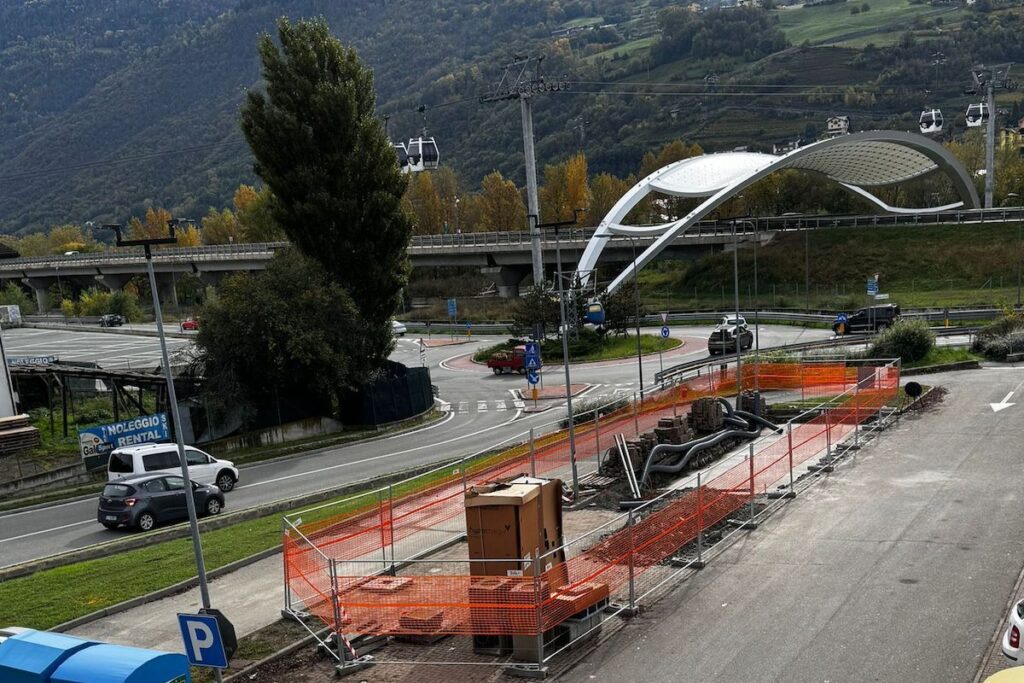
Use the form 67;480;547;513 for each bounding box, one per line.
79;413;169;470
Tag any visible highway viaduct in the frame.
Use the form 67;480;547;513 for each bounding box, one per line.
2;206;1021;307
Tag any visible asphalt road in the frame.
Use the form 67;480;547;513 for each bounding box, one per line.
0;323;831;567
562;367;1024;683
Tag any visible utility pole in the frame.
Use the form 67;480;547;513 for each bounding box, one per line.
970;63;1017;209
481;55;569;286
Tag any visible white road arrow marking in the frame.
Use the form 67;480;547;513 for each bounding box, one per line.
991;391;1016;412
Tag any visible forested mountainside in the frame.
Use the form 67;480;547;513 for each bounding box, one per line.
0;0;1021;234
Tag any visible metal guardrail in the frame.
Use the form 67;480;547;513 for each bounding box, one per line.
652;325;977;384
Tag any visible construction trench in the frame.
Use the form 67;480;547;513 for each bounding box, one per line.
280;360;901;679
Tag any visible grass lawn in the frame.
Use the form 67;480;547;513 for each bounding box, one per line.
773;0;957;45
586;36;655;62
902;346;981;369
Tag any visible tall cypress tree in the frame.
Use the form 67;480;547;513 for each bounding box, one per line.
240;17;411;371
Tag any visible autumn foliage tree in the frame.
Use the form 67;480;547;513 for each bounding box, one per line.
479;171;526;231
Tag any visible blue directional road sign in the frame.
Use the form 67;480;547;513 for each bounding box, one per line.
178;612;228;669
527;369;540;385
525;355;541;370
836;313;848;324
660;326;671;338
524;342;540;357
866;278;878;296
446;298;457;318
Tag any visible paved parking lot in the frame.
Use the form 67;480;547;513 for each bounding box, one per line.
2;327;190;369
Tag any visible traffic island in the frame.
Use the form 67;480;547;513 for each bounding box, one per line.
515;384;590;401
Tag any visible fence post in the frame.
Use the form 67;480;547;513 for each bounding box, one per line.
378;491;388;572
825;407;833;469
696;472;704;568
748;443;755;522
282;519;292;614
788;422;795;496
330;558;347;662
529;428;537;477
854;384;860;449
388;484;396;575
627;510;636;613
593;412;601;464
534;546;545;670
633;392;640;436
461;457;468;495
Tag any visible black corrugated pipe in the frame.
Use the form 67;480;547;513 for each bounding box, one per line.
734;409;782;434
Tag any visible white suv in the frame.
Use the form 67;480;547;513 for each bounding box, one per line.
107;443;239;492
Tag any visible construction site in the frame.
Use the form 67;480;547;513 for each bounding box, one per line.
281;358;901;678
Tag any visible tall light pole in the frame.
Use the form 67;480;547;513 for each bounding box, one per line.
626;235;644;396
105;221;224;683
532;210;584;499
732;221;743;406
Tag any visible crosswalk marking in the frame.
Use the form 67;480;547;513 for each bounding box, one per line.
458;401;468;413
477;401;488;412
495;400;507;411
513;399;525;409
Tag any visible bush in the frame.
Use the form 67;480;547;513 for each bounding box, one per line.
972;313;1024;360
560;395;629;428
868;319;934;363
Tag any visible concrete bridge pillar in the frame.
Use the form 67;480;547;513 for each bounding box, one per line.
21;277;53;312
94;273;132;293
155;273;179;309
481;265;528;298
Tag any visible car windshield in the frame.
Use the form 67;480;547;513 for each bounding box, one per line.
725;318;743;326
102;483;133;497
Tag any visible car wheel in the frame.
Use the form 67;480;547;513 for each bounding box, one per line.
205;498;223;516
492;367;502;375
216;471;236;492
137;512;156;532
101;522;118;530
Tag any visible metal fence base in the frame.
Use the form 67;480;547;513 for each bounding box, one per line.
605;601;640;618
766;490;797;500
504;663;548;679
726;518;758;530
334;655;375;678
807;464;835;473
281;608;310;623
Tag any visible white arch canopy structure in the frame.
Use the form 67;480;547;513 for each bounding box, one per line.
578;131;980;294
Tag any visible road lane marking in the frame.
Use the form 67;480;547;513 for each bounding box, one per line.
477;401;488;412
238;411;523;490
0;519;94;545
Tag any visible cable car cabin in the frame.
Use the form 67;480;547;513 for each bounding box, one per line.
585;299;605;326
406;137;439;172
394;142;410;174
919;109;943;136
965;102;989;128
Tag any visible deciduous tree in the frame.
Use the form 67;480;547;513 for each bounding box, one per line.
479;171;526;231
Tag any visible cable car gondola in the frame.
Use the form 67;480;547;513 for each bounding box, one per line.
393;142;410;174
919;108;943;136
406;137;439;173
965;102;989;128
584;298;605;326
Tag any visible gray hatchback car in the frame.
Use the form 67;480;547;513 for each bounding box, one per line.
97;472;224;531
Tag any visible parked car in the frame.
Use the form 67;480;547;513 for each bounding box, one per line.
97;473;224;531
391;320;407;337
832;304;901;335
1003;598;1024;663
107;443;239;492
486;345;529;375
707;316;753;355
99;314;125;327
181;317;199;331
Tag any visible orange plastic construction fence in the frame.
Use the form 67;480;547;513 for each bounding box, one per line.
284;362;898;638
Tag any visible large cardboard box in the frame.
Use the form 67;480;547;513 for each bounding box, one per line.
465;477;567;577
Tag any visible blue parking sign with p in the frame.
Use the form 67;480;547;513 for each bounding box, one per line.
178;613;228;668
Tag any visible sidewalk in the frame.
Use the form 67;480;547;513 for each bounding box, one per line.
68;553;284;653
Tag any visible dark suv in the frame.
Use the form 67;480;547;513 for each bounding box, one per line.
833;304;901;335
97;473;224;531
99;313;125;327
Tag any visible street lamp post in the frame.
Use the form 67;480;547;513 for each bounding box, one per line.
732;221;743;406
105;221;224;683
531;211;584;499
626;235;644;397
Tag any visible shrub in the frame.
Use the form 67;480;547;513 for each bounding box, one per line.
560;395;629;428
972;313;1024;360
868;319;934;363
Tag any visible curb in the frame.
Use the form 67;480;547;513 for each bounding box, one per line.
23;322;192;339
222;627;328;682
901;359;981;376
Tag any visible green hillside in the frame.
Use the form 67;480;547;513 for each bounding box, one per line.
0;0;1021;235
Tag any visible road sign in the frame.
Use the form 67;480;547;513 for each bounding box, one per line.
660;311;668;324
866;277;878;295
836;313;848;323
178;612;232;669
874;293;890;300
525;356;541;370
660;326;670;338
524;342;540;357
446;298;457;318
527;369;540;385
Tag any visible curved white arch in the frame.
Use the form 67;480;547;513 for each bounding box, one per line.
579;131;980;294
